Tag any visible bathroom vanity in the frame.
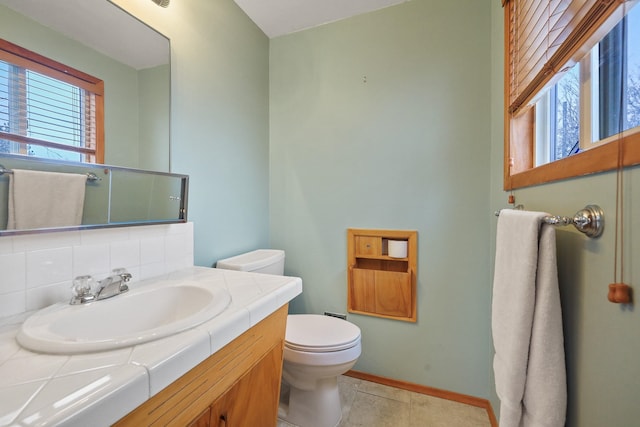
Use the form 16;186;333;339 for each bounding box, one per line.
0;267;302;427
115;305;287;426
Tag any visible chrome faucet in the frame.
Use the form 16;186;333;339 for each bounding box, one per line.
95;268;132;300
70;269;132;305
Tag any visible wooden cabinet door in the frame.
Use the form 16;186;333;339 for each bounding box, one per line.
374;270;412;317
351;268;412;318
350;268;375;312
188;408;211;427
354;236;381;257
114;306;287;427
210;343;283;427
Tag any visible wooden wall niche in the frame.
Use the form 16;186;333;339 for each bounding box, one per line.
347;229;417;322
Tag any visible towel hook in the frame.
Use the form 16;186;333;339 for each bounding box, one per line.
0;164;100;182
545;205;604;238
495;204;605;238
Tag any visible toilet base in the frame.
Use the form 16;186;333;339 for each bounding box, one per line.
278;377;342;427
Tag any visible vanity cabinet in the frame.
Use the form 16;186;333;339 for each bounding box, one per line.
188;408;211;427
209;341;282;426
347;229;417;322
114;305;287;427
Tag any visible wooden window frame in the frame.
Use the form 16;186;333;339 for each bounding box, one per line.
503;0;640;190
0;39;104;164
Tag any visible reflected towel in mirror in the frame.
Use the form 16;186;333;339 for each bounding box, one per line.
7;169;87;230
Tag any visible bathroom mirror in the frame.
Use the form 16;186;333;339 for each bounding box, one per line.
0;154;188;235
0;0;170;171
0;0;182;235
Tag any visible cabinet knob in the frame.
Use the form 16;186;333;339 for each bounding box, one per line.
219;414;227;427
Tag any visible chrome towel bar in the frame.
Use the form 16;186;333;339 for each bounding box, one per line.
0;164;100;182
495;204;604;238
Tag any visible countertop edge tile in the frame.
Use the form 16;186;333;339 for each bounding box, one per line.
130;328;211;397
275;278;303;308
17;364;148;427
60;364;149;427
200;307;251;354
246;292;281;327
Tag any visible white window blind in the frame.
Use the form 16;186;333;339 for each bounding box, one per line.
506;0;633;116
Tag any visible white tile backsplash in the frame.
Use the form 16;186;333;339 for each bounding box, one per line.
0;222;194;317
72;243;110;277
80;228;130;246
0;252;26;294
140;238;165;265
0;237;12;255
13;230;81;252
110;240;141;269
26;247;73;288
26;281;70;311
139;262;166;280
0;291;26;318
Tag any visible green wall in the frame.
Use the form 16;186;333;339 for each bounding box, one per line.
139;64;170;172
489;2;640;426
90;1;640;424
113;0;271;266
269;0;493;398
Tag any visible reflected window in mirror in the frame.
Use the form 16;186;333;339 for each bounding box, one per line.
0;39;104;164
504;0;640;189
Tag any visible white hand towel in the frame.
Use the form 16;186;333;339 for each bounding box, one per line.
492;209;566;427
7;169;87;230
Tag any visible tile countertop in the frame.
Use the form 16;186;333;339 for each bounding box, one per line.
0;267;302;427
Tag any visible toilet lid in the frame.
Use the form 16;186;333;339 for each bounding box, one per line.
285;315;361;353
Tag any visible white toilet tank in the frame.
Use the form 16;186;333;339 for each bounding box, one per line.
216;249;285;275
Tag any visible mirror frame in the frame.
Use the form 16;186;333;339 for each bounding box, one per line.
0;0;182;235
0;154;188;237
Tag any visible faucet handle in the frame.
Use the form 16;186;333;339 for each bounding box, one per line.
71;275;96;305
112;268;132;282
112;268;132;294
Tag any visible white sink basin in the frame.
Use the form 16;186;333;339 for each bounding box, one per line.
17;280;231;354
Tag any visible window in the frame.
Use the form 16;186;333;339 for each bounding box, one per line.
599;7;640;138
535;64;581;165
534;6;640;167
504;0;640;189
0;39;104;163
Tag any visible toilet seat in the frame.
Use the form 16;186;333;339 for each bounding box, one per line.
285;314;361;353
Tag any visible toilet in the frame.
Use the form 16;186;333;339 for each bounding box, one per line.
280;314;361;427
216;249;362;427
215;249;286;275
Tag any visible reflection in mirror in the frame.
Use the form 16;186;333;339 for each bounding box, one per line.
0;0;170;171
110;169;186;224
0;154;188;236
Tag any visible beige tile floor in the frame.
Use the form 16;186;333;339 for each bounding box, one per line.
277;375;492;427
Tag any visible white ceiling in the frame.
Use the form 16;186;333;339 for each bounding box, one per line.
233;0;410;38
0;0;409;68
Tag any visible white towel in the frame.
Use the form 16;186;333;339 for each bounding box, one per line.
492;209;566;427
7;169;87;230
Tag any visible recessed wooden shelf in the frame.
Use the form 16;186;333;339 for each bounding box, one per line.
347;228;417;322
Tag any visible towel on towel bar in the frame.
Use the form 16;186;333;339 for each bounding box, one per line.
492;209;566;427
7;169;87;230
